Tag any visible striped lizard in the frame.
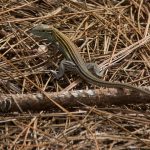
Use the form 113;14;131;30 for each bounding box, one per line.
31;24;150;96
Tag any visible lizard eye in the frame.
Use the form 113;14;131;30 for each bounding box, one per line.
55;41;60;46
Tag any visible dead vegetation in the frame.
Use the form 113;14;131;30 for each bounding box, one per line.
0;0;150;149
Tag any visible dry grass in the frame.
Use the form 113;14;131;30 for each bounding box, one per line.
0;0;150;149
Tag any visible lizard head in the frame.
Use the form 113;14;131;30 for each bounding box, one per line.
31;24;54;41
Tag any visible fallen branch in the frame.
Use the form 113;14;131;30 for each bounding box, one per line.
0;88;150;112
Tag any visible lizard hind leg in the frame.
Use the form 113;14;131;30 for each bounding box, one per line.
86;63;104;77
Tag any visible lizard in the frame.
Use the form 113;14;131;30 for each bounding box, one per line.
31;24;150;96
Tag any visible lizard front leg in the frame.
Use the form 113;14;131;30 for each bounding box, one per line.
50;60;104;79
50;59;77;79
